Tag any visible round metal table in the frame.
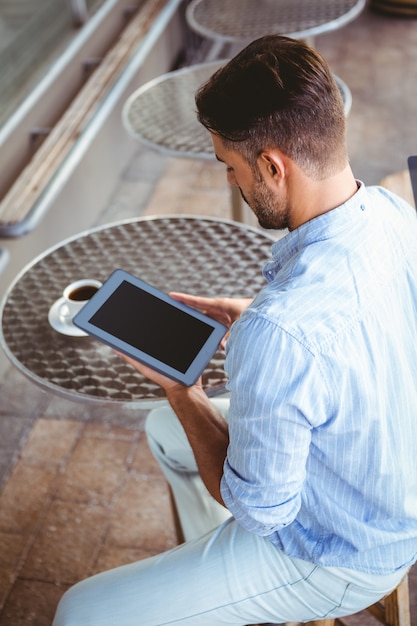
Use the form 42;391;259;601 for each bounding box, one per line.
186;0;366;45
0;216;275;406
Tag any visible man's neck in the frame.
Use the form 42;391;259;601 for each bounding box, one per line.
287;163;358;231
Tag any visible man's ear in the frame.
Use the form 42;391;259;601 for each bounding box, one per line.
258;150;286;186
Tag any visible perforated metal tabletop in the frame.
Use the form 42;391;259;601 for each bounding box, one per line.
186;0;366;44
0;216;275;406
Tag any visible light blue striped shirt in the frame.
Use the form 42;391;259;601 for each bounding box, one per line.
221;183;417;574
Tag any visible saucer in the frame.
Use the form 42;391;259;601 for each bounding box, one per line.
48;297;88;337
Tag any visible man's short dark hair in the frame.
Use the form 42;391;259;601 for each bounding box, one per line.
196;35;347;178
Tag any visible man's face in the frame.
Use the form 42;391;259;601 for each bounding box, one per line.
211;134;290;230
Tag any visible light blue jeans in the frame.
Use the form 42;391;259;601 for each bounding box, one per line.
53;399;408;626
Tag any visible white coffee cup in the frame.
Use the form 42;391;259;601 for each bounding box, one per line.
60;278;102;320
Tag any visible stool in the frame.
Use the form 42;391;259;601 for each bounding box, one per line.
306;574;411;626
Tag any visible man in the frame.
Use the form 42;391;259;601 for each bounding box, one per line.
54;35;417;625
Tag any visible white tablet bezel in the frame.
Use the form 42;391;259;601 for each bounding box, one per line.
73;269;227;386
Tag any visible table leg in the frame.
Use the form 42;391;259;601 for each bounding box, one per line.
231;186;246;222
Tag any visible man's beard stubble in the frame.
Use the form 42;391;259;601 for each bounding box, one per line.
240;179;291;231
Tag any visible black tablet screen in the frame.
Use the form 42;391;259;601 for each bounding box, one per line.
89;281;213;373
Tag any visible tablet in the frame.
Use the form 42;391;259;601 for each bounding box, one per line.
73;269;227;386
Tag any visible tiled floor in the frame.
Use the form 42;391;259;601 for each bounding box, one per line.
1;4;417;625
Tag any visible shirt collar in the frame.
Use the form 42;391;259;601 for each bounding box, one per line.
263;180;366;282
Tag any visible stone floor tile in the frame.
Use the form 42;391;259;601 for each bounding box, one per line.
0;459;15;493
68;434;134;467
20;500;109;584
0;579;67;626
156;157;223;190
130;433;163;477
56;459;126;505
97;180;154;224
0;415;34;489
42;394;94;422
89;402;149;429
144;158;232;220
19;418;82;466
0;369;47;417
0;532;28;610
83;421;142;441
0;464;57;535
97;146;170;225
106;473;177;552
92;544;161;575
122;145;168;184
0;415;34;449
56;439;134;505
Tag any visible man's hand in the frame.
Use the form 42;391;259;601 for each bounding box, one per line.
170;293;252;348
115;292;243;506
116;351;196;394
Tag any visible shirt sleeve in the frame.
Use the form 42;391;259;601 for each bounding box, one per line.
221;311;332;537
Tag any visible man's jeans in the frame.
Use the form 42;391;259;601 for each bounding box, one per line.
53;399;408;625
